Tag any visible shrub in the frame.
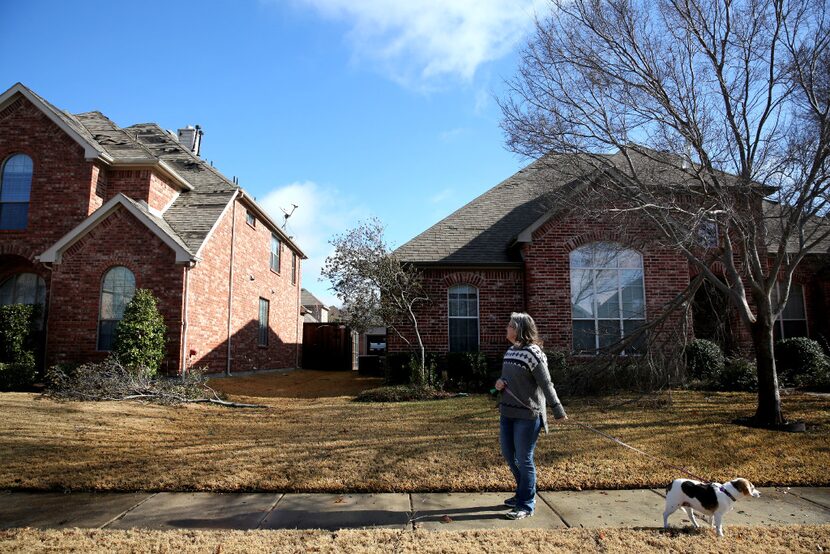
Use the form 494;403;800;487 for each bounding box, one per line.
775;337;830;388
385;352;441;387
684;339;725;381
113;289;167;376
444;352;489;391
545;349;573;394
0;304;39;390
716;357;757;391
354;385;451;402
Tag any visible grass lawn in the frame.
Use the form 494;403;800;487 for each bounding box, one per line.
2;526;829;553
0;370;828;492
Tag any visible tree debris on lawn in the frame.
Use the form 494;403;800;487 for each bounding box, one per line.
43;358;264;408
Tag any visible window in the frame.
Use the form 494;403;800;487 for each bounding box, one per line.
448;284;479;352
246;210;256;227
570;242;646;354
1;154;33;230
0;272;46;328
774;283;807;340
98;267;136;351
270;234;281;272
258;298;269;346
291;253;297;285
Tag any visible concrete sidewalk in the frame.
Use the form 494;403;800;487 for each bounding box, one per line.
1;488;829;532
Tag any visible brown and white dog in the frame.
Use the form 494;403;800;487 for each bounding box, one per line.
663;478;761;537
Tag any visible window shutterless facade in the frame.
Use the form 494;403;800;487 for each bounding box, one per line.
570;242;646;355
98;266;136;351
0;272;46;328
291;253;297;285
270;234;281;272
448;284;479;352
258;298;269;346
0;153;33;230
246;210;256;227
774;283;808;340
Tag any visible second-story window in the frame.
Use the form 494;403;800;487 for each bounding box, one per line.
246;210;256;227
270;234;281;272
291;253;297;285
0;154;33;230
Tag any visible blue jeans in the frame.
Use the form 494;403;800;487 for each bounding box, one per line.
500;415;542;512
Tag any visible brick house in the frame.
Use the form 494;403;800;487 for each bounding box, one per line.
391;151;830;365
0;83;306;375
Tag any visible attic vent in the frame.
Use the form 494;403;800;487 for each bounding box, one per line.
177;125;203;157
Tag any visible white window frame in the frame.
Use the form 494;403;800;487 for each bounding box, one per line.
447;284;480;352
570;242;647;355
258;297;270;346
270;234;281;273
97;266;136;351
774;282;808;339
0;153;33;231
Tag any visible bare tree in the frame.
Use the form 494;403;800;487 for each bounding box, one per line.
322;219;431;383
499;0;830;427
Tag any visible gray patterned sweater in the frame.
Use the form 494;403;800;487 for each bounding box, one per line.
499;344;567;433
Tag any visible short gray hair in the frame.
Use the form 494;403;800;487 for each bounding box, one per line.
509;312;539;347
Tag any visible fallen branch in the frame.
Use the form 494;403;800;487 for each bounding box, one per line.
43;359;265;408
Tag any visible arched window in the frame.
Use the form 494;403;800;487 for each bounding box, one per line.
0;154;33;230
0;272;46;328
98;266;136;351
570;242;646;354
448;284;479;352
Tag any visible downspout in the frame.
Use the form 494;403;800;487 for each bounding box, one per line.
296;257;301;368
180;262;194;377
41;262;54;371
226;200;237;376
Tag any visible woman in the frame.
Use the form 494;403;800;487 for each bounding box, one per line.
495;312;568;520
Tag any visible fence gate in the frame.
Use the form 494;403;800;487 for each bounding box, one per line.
302;322;353;371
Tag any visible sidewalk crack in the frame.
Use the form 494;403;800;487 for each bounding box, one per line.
100;492;157;529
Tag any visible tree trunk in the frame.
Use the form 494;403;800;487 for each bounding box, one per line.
749;317;785;427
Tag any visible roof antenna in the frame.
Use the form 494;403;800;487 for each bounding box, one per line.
281;204;298;229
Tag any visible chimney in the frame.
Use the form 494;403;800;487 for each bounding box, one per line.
177;125;203;157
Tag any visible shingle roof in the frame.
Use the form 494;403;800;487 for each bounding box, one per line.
3;83;306;260
394;154;603;265
301;288;326;307
397;146;821;265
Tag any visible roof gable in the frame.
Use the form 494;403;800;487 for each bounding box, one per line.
39;193;196;264
0;83;108;160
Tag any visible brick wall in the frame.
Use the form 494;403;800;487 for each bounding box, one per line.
47;206;185;372
0;96;98;256
390;215;692;365
387;267;524;362
525;214;691;354
186;198;303;373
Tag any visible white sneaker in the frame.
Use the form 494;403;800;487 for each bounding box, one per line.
505;509;533;520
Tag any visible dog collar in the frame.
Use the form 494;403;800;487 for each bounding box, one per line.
720;486;737;501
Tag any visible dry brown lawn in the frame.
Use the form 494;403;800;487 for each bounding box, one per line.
2;526;829;553
0;370;828;492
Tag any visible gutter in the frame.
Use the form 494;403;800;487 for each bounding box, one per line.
180;262;194;376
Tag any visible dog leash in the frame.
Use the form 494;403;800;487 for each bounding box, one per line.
500;385;714;484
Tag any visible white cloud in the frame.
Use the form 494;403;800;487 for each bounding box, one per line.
260;181;369;307
290;0;545;89
429;188;454;204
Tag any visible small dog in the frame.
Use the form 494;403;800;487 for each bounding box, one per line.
663;478;760;537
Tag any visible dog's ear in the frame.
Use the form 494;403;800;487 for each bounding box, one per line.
732;479;751;496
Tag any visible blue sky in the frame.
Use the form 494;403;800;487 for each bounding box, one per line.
1;0;546;305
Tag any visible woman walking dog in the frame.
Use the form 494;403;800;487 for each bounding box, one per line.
495;312;568;520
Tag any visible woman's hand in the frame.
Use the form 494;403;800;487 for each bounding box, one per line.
553;414;569;423
494;378;507;391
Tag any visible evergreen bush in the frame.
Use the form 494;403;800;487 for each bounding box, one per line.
716;357;757;391
684;339;725;381
0;304;38;390
775;337;830;388
444;352;489;391
112;289;167;376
